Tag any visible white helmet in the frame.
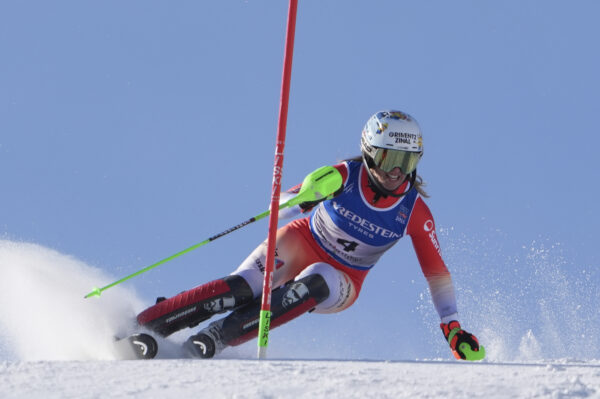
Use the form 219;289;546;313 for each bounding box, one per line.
361;110;423;175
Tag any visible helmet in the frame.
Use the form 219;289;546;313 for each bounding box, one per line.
361;110;423;175
360;110;423;197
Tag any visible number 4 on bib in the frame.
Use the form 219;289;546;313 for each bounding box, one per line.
336;239;359;252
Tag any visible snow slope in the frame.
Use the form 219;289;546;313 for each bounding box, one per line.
2;359;599;399
1;240;600;398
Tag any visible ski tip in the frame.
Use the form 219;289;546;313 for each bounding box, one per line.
84;287;102;299
114;333;158;360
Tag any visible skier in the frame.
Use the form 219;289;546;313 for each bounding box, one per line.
136;110;483;360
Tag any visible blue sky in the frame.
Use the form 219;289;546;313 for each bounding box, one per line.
2;1;599;360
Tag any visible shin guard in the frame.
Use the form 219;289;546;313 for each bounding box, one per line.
200;273;330;349
136;275;253;337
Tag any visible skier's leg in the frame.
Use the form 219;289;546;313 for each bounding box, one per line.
186;263;357;358
136;220;312;337
136;275;254;337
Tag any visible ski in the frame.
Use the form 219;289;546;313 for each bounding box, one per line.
114;333;158;360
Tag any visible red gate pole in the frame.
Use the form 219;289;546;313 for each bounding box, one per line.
257;0;299;359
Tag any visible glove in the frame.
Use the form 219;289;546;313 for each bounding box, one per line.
440;321;485;361
287;166;343;207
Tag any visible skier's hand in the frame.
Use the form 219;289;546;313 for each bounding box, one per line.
440;321;485;361
287;166;343;207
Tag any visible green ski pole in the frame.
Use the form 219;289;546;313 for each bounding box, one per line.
84;210;270;299
84;165;342;299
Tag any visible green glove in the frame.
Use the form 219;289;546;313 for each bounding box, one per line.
286;165;343;208
440;321;486;361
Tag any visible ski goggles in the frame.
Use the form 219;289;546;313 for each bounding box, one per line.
372;148;422;174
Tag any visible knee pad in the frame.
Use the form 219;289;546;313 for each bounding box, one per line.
296;262;356;313
206;273;331;348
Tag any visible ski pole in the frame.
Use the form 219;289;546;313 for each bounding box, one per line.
84;211;270;299
84;165;341;299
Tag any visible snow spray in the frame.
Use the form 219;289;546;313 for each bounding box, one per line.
0;240;144;360
419;226;600;362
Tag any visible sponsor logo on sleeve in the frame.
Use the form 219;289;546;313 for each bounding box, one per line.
424;220;442;256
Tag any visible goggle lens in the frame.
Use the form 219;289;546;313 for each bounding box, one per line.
373;148;421;174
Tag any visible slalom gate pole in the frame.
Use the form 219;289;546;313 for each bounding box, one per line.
257;0;298;359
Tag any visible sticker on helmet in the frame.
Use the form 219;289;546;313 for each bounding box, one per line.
376;122;388;134
378;111;411;121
